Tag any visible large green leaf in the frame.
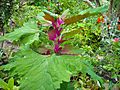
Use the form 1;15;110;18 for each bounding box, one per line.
0;20;39;42
64;5;108;24
3;49;71;90
3;48;103;90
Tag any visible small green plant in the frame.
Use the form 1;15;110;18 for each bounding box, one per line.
0;77;19;90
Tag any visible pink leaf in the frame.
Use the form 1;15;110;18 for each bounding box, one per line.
56;18;64;27
54;43;62;53
48;30;57;41
52;21;57;29
58;37;66;44
56;27;63;36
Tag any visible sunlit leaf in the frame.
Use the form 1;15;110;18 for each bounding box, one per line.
3;48;103;90
64;5;108;24
0;20;39;42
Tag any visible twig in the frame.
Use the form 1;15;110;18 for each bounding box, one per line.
83;0;96;8
0;24;5;49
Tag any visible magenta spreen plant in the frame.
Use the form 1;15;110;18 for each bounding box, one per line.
48;17;65;53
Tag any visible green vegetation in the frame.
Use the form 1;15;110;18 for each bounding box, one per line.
0;0;120;90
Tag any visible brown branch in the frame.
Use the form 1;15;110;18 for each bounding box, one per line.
108;0;114;17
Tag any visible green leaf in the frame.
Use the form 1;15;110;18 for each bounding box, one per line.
64;5;108;24
0;20;39;42
43;10;58;18
0;78;9;90
21;33;39;45
60;9;69;20
37;12;45;17
3;49;71;90
63;29;83;38
58;82;74;90
3;48;103;90
8;77;14;90
37;12;52;25
43;10;57;22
